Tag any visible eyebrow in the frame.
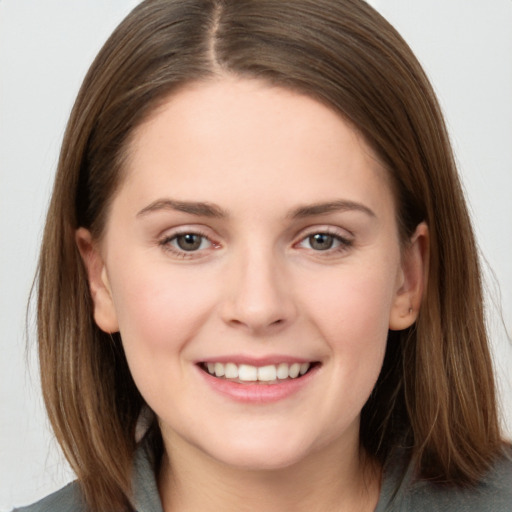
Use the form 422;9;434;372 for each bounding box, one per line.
136;198;375;220
137;199;228;218
289;200;376;219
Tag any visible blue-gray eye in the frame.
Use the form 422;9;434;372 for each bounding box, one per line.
308;233;336;251
175;234;204;251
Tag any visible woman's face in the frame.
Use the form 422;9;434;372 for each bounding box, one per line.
79;78;425;471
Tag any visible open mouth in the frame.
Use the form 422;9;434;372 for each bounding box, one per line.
199;361;319;384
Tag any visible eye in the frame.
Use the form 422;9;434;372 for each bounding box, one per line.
159;231;216;257
306;233;337;251
296;231;352;252
173;233;209;251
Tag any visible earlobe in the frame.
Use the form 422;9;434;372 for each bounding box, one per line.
75;228;119;333
389;222;429;331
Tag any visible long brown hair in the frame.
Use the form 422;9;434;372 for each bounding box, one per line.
37;0;503;509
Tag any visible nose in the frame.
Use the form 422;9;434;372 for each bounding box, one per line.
220;245;297;335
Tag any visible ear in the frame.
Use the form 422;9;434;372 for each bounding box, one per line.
76;227;119;333
389;222;429;331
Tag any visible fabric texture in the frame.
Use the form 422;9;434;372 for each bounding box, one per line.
13;440;512;512
374;445;512;512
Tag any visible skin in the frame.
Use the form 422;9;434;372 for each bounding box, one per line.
77;77;428;511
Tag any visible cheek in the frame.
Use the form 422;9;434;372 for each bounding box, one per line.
301;261;398;390
108;264;217;354
304;265;397;344
106;265;220;412
302;267;396;420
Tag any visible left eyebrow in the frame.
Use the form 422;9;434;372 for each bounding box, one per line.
288;200;376;219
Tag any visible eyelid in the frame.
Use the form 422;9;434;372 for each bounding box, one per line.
293;225;354;253
294;224;354;242
158;226;221;259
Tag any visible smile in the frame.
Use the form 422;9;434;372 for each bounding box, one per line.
197;359;321;402
200;361;314;384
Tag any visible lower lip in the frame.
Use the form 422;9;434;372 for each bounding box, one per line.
197;365;319;403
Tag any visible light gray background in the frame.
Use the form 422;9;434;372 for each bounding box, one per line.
1;1;511;509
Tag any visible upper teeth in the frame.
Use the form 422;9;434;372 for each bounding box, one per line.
205;362;311;382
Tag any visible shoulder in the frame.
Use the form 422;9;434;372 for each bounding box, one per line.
11;431;162;512
12;482;87;512
378;447;512;512
407;454;512;511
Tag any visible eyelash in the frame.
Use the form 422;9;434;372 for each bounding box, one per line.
295;228;353;255
158;228;353;259
158;229;216;259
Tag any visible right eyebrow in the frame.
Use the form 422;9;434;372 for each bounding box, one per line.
136;199;228;218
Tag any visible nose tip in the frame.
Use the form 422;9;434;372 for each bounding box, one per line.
220;255;296;335
226;309;287;333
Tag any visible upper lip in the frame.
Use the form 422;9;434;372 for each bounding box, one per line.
197;355;316;366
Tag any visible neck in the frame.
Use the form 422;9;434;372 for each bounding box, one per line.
158;431;381;512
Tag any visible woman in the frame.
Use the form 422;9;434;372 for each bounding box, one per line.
18;0;511;510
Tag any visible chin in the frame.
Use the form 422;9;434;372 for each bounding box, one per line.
196;430;325;472
213;446;308;472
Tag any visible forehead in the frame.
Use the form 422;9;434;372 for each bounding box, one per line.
118;78;394;218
